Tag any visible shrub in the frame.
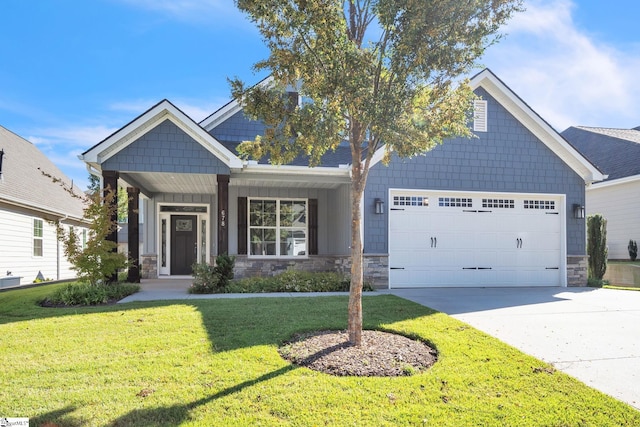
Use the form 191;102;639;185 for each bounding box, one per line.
226;270;374;293
587;214;608;280
41;282;140;306
629;240;638;261
190;254;236;294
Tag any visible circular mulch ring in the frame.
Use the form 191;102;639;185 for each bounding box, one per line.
279;330;438;377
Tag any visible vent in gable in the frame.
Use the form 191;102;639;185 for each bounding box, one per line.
473;100;487;132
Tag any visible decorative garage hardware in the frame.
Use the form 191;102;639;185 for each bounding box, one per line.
545;267;559;270
463;209;492;213
430;237;438;248
573;204;585;219
390;267;405;270
516;238;523;248
375;198;385;214
463;267;493;270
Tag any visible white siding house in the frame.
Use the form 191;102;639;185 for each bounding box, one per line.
0;125;87;287
562;126;640;260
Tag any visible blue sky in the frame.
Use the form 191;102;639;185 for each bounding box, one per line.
1;0;639;190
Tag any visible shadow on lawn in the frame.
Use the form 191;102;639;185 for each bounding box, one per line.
108;365;297;427
1;284;437;425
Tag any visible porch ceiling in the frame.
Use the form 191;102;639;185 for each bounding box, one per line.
119;171;350;195
120;172;218;195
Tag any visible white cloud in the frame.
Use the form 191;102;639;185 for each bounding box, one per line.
482;0;640;130
113;0;250;27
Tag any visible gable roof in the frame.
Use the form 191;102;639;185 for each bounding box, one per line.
0;125;85;221
561;126;640;182
465;69;606;184
81;99;243;170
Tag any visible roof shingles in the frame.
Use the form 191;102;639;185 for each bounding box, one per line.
0;126;85;219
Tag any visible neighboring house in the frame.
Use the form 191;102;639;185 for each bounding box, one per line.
0;125;87;287
562;126;640;260
79;69;604;288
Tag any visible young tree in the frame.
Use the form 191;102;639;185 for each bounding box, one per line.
55;187;128;286
232;0;523;345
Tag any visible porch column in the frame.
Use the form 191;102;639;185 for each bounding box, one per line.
127;187;141;283
102;170;119;283
217;174;230;255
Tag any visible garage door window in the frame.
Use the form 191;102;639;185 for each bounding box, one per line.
393;195;429;207
482;199;515;209
438;197;473;207
524;200;555;210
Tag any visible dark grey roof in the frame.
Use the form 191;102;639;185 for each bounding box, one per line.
0;125;85;219
561;126;640;181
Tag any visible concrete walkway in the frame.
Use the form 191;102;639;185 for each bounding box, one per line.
119;280;640;410
385;287;640;411
117;278;356;302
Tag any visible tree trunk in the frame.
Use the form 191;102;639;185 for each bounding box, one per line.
348;174;365;346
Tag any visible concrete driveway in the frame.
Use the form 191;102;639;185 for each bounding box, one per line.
387;287;640;410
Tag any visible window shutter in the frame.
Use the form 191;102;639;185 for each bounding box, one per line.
473;100;487;132
309;198;318;255
237;197;247;255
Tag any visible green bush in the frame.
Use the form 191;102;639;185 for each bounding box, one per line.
629;240;638;261
41;282;140;306
587;277;608;288
190;254;236;294
226;270;373;294
587;214;608;280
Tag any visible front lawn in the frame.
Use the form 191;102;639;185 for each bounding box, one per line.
1;284;638;426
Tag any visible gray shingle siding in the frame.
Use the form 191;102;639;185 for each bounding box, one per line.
208;110;267;143
103;119;230;174
364;88;586;254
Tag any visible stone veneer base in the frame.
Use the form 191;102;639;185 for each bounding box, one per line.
141;253;586;288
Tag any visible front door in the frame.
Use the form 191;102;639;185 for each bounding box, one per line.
171;215;197;275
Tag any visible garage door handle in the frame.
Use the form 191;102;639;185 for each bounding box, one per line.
434;237;437;248
516;238;523;248
390;267;405;270
545;267;559;270
463;267;477;270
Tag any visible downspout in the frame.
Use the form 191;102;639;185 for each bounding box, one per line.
57;215;69;281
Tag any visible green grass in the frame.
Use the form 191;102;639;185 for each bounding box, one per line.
1;284;638;426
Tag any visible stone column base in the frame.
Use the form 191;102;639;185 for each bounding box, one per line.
567;255;588;287
141;254;158;279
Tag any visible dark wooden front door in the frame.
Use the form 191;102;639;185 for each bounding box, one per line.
171;215;197;275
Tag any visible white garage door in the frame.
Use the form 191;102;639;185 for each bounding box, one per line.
388;191;564;288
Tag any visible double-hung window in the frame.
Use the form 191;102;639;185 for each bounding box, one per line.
33;218;43;257
249;198;307;257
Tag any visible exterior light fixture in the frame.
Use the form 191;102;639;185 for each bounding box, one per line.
0;148;4;180
375;198;385;214
573;204;585;219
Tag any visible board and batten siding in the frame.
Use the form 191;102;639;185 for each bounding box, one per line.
142;193;216;256
0;205;79;283
587;179;640;260
228;185;350;256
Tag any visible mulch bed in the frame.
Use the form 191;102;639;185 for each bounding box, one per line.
279;330;438;377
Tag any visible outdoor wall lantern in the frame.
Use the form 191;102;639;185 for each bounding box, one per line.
375;198;385;214
573;204;585;219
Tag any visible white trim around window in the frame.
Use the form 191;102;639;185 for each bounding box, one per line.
248;197;308;258
33;218;43;257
